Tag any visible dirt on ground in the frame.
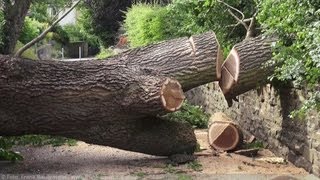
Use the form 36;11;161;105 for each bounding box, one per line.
0;130;312;179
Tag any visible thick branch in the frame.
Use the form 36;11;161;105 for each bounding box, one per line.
219;37;273;104
111;31;223;91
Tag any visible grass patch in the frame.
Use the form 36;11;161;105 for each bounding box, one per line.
177;174;193;180
187;161;203;172
135;172;147;179
163;101;209;128
0;135;77;162
244;140;264;149
1;135;77;147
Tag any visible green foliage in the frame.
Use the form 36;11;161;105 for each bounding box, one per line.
2;135;77;147
187;160;203;171
124;4;170;47
135;172;147;179
124;0;256;52
61;23;101;53
14;41;38;60
19;17;45;44
81;0;132;45
164;101;210;128
164;164;178;173
30;0;71;23
96;48;116;59
177;174;193;180
0;138;23;162
244;140;264;149
290;91;320;119
257;0;320;115
0;135;77;162
51;25;70;45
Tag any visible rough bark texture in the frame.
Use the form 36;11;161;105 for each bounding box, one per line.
0;32;222;155
0;0;32;54
219;37;273;102
0;55;196;156
113;31;223;91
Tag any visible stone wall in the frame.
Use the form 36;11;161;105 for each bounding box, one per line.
186;82;320;176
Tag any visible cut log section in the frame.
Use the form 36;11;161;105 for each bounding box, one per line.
161;79;185;112
219;37;273;103
208;112;243;151
114;31;223;91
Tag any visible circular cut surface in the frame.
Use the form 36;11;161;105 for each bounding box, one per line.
219;48;240;94
208;121;240;151
160;78;185;112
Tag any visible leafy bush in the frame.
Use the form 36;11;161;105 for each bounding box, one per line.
62;24;101;54
257;0;320;115
51;25;70;45
124;0;256;52
124;4;170;47
19;17;45;44
164;101;210;128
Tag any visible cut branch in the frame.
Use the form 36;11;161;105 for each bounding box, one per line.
112;31;223;91
227;9;248;30
219;37;273;104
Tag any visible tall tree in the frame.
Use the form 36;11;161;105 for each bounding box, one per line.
0;0;32;54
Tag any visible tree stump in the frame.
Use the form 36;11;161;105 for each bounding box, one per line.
208;112;243;151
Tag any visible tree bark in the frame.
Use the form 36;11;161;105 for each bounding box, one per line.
0;54;193;156
219;37;273;103
113;31;223;91
0;32;221;155
0;0;32;54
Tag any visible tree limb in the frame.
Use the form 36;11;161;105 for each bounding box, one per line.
245;12;258;39
14;0;81;57
218;0;258;39
227;9;249;30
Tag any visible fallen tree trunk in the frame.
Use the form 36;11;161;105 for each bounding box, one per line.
219;37;273;103
0;55;195;156
0;32;222;155
113;31;223;91
0;55;184;118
